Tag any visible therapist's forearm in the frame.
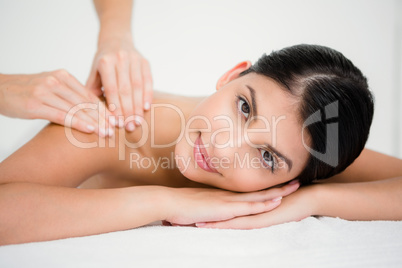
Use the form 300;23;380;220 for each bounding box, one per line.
93;0;133;43
315;176;402;221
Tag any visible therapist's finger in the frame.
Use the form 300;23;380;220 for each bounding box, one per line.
117;55;136;131
54;69;114;126
35;105;96;134
98;59;124;127
42;93;113;137
141;58;153;111
41;93;96;126
131;57;144;124
55;76;114;136
51;84;96;121
86;66;104;97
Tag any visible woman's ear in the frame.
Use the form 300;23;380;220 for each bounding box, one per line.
216;61;252;91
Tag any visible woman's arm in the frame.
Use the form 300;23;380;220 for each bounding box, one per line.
323;148;402;183
197;149;402;229
0;183;164;245
0;180;296;245
0;123;140;245
197;176;402;229
315;177;402;220
0;124;118;187
0;124;294;245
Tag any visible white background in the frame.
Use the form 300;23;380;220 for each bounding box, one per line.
0;0;401;161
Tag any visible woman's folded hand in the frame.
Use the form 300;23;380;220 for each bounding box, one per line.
162;180;300;227
194;183;319;229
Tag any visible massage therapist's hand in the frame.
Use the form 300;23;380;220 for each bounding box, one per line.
86;35;153;131
196;182;320;229
0;71;114;137
162;180;300;227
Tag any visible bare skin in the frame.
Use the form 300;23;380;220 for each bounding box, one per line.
0;63;401;245
0;0;152;135
0;87;301;245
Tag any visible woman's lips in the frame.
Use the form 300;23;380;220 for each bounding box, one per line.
194;134;219;174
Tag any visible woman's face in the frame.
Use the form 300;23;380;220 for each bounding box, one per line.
174;62;309;192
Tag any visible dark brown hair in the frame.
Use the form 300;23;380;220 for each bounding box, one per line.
241;44;374;185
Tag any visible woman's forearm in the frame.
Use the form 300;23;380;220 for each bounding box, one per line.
315;176;402;220
0;182;165;245
93;0;133;43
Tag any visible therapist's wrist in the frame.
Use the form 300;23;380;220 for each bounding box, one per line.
97;14;132;44
98;30;133;48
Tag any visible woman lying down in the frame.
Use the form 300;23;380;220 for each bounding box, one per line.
1;44;401;245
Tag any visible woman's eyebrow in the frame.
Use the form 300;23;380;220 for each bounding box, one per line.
264;143;293;171
246;85;258;116
246;84;293;172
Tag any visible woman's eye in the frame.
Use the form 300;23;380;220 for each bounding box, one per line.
238;98;250;119
260;149;276;171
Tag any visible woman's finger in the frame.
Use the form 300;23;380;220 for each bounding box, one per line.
223;180;300;202
141;58;153;111
197;200;292;230
203;198;281;223
198;187;312;229
230;198;282;218
197;211;274;230
172;199;282;227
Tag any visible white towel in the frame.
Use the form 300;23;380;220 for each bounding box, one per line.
1;217;402;268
